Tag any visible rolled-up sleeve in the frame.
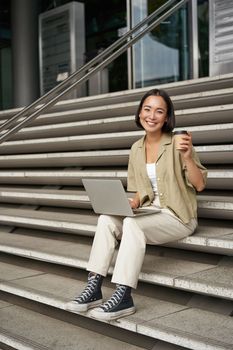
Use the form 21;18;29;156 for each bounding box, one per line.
183;147;208;189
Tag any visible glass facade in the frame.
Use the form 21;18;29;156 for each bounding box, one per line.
0;46;12;109
0;0;216;110
40;0;128;95
131;0;190;88
84;0;127;92
0;0;12;109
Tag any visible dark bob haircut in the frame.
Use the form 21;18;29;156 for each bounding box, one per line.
135;88;176;132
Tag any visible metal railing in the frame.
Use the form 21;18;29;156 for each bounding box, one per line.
0;0;189;144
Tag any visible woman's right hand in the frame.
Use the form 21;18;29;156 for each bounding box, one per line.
129;194;140;209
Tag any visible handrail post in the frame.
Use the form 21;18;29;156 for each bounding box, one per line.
189;0;199;79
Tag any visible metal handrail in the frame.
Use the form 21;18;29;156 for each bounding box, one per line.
0;0;189;144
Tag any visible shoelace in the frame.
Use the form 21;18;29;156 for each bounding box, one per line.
75;277;98;303
100;285;127;311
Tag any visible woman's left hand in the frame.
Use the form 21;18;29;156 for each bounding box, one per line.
178;132;193;160
178;131;205;192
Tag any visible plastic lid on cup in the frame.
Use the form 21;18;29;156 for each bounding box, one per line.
174;130;188;135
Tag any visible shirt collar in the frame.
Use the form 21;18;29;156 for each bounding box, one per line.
138;132;172;148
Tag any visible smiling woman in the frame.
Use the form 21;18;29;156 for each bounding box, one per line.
135;89;174;164
66;88;207;322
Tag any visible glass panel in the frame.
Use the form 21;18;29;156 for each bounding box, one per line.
41;0;128;94
84;0;127;93
131;0;190;88
0;47;12;109
198;0;209;77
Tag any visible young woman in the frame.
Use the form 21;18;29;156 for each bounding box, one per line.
66;88;207;321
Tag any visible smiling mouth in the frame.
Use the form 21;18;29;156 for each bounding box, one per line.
145;120;157;126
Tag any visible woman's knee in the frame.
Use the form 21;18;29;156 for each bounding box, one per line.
97;214;122;239
123;216;136;226
123;217;144;231
122;217;146;245
97;214;110;225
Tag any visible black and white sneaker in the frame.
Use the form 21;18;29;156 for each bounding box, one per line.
66;273;103;312
90;284;136;321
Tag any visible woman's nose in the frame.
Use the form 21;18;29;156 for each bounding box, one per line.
149;111;156;119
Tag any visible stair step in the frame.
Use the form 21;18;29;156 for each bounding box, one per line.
0;188;92;209
197;194;233;220
0;207;231;254
7;116;137;141
0;168;231;190
172;87;233;109
0;226;233;296
0;150;130;168
185;123;233;144
0;145;232;168
0;304;144;350
167;219;233;254
50;72;233;109
0;130;143;154
1;87;233;134
176;104;233;126
0;188;232;220
0;129;232;159
0;208;97;236
196;145;233;164
29;86;233;121
1;73;233;122
2;104;233;136
3;116;233;146
0;169;128;186
0;261;233;350
206;169;233;190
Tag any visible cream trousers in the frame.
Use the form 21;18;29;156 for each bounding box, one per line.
86;209;197;289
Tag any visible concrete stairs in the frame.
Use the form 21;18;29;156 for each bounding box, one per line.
0;73;233;350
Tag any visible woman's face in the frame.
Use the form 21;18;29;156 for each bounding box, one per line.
139;95;168;135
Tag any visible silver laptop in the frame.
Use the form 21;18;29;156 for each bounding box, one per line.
82;178;161;217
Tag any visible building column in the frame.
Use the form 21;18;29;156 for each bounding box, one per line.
11;0;40;107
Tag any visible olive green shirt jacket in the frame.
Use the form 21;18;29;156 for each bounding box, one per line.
127;133;208;224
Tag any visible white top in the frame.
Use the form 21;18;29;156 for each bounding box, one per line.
146;163;158;194
146;163;161;208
